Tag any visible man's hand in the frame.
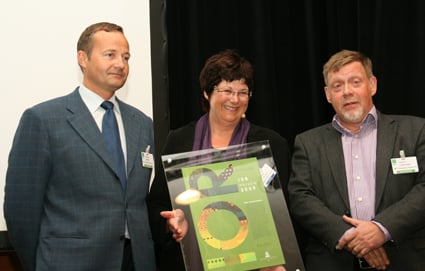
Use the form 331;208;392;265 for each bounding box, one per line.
160;209;188;242
362;246;390;270
336;215;386;257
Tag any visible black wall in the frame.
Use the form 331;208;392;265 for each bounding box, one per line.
152;0;425;154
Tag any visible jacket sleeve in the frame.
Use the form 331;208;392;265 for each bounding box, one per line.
4;108;51;271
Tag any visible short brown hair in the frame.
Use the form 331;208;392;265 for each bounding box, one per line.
199;49;254;112
323;49;374;85
77;22;124;56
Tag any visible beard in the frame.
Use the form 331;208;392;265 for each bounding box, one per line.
342;107;364;123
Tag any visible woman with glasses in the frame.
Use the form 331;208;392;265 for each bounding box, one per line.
148;49;290;271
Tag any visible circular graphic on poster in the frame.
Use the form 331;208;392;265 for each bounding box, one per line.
197;201;248;250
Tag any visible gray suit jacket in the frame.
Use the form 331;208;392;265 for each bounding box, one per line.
288;112;425;271
4;89;156;271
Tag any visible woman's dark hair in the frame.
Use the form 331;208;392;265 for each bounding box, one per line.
199;49;254;112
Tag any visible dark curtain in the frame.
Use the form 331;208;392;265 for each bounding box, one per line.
163;0;425;149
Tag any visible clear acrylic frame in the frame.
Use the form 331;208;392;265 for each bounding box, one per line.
161;140;305;271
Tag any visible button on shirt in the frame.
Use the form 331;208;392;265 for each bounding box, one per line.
332;108;377;221
332;107;391;241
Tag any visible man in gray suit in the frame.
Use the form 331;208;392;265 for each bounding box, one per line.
288;50;425;270
4;22;156;271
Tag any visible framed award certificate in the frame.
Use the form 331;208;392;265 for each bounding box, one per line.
162;141;305;271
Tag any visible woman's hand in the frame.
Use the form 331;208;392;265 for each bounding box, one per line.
160;209;188;242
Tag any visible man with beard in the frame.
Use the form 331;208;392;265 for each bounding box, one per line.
288;49;425;271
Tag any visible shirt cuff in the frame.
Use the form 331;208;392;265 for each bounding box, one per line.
372;220;392;241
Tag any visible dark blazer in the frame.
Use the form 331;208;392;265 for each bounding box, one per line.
148;121;291;271
288;112;425;271
4;88;156;271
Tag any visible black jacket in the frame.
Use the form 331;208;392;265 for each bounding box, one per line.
148;121;291;271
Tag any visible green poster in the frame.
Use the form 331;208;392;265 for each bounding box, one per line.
181;157;285;271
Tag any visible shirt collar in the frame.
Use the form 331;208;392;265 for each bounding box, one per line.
78;85;121;114
332;106;378;135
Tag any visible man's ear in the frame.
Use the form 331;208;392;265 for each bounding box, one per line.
324;86;332;103
77;50;88;70
369;76;378;96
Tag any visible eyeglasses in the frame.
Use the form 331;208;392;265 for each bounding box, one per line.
214;87;252;100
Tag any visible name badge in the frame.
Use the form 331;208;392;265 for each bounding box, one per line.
391;150;419;174
141;145;154;168
260;163;276;187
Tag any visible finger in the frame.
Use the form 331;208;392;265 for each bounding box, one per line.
363;247;389;269
336;227;357;250
343;236;359;252
342;215;359;226
336;239;347;250
357;247;371;258
376;247;390;266
160;211;175;219
353;243;372;258
363;251;379;268
335;243;343;250
173;230;185;242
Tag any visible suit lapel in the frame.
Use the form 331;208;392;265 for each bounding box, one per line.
375;113;397;209
118;100;151;182
319;113;397;214
65;90;118;177
120;103;138;178
323;125;351;209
